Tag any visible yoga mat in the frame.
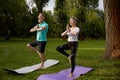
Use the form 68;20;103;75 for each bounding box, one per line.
4;59;59;74
37;65;93;80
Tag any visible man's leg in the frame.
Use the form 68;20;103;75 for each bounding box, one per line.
27;44;45;68
39;53;44;68
26;44;41;57
37;41;47;69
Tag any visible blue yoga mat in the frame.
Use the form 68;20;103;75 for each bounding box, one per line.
37;65;93;80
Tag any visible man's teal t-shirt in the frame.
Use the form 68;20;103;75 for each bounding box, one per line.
36;21;48;41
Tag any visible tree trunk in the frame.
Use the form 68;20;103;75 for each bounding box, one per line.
34;0;43;13
104;0;120;59
3;13;11;40
5;30;10;40
34;0;49;13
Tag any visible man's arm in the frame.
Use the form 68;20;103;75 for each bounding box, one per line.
36;26;46;31
30;24;38;32
30;25;46;32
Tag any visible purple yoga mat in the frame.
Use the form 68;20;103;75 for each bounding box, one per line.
37;65;93;80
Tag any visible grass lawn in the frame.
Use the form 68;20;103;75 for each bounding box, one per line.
0;38;120;80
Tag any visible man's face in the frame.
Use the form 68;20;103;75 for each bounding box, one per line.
38;13;45;23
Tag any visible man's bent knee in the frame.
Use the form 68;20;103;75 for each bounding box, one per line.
26;44;31;48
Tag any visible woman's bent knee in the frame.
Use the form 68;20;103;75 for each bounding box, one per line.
56;46;61;51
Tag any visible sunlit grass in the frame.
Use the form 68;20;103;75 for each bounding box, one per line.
0;38;120;80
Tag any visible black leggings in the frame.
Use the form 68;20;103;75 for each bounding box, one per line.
56;42;78;73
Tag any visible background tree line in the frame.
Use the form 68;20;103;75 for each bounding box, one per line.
0;0;105;40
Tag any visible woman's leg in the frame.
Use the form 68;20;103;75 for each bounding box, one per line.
56;43;70;57
68;42;78;77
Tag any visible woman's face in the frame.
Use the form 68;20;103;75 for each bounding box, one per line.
69;18;76;26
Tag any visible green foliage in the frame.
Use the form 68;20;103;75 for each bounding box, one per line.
84;10;105;39
0;39;120;80
54;0;68;33
54;0;105;39
43;11;59;38
0;0;105;39
33;0;49;12
0;0;29;39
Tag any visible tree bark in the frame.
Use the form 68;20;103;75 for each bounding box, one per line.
104;0;120;59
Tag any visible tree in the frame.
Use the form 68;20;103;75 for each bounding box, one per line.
85;9;105;39
53;0;105;39
104;0;120;59
63;0;101;40
0;0;27;40
54;0;68;38
33;0;49;13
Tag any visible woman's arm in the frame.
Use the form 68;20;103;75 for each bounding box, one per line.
70;31;79;35
70;28;80;35
61;30;69;36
